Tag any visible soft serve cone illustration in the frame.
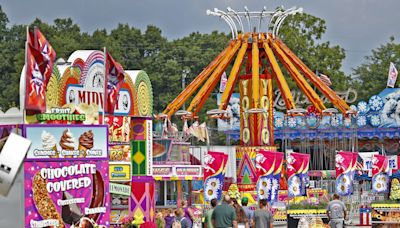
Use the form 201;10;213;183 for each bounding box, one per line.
78;130;93;157
42;130;58;158
59;128;76;158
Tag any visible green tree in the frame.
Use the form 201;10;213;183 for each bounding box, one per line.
278;13;349;91
352;36;400;101
0;6;25;110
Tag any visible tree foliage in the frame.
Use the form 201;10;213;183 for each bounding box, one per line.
352;36;400;101
279;13;349;91
0;6;355;116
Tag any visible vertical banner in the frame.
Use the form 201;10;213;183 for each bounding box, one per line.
335;151;354;196
372;154;389;193
219;71;227;93
131;140;146;176
271;152;283;202
287;152;304;197
25;27;57;113
203;151;228;202
105;51;125;114
300;154;310;196
130;117;152;176
387;62;398;88
255;150;275;200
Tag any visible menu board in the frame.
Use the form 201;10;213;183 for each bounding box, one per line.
24;125;108;160
24;160;110;228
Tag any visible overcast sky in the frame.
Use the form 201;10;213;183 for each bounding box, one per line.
1;0;399;74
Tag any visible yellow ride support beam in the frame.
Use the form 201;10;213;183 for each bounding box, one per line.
188;38;242;116
267;72;274;142
261;36;295;110
269;38;326;113
274;38;350;113
252;34;260;109
219;34;250;110
163;40;234;117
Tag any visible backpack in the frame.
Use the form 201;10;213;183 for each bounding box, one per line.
172;217;186;228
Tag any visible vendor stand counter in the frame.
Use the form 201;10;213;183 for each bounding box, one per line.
287;209;329;227
371;203;400;225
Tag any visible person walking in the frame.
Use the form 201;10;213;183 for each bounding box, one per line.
232;198;249;228
165;208;176;228
181;200;194;227
327;194;347;228
156;211;166;228
212;195;238;228
174;208;191;228
253;199;273;228
241;197;254;228
204;198;217;228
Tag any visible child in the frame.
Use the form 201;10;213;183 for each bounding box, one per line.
165;208;175;228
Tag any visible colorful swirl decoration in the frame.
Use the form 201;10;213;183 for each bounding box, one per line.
133;71;153;117
46;65;61;108
80;51;105;86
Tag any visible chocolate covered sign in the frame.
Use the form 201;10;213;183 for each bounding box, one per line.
24;161;110;228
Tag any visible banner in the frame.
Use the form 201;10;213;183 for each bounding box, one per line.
203;151;228;202
387;62;398;88
335;151;353;196
271;152;284;202
287;152;305;197
25;43;47;113
372;154;389;193
255;150;275;200
35;27;56;85
300;154;310;196
219;71;227;93
25;27;57;113
105;51;125;114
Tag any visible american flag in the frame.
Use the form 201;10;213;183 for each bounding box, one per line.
355;154;365;175
318;73;332;87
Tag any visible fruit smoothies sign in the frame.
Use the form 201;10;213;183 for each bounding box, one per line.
24;160;110;228
24;125;107;159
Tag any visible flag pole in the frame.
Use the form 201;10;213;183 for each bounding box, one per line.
23;26;29;123
103;47;106;124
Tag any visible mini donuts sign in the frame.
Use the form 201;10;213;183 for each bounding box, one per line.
24;161;110;228
60;51;135;116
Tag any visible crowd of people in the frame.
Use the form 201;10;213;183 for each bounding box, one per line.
154;196;273;228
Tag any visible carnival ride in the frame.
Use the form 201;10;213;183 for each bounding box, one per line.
159;6;352;192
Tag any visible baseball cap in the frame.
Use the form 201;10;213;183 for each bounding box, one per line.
241;197;248;204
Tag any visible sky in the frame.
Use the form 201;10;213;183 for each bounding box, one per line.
1;0;400;74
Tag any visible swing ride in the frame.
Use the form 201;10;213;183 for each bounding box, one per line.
159;6;352;192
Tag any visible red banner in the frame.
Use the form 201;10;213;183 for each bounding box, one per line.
203;151;228;181
372;154;389;176
255;150;275;177
203;151;228;202
105;51;125;114
25;43;47;113
273;152;284;175
35;27;56;85
287;152;305;179
335;151;353;177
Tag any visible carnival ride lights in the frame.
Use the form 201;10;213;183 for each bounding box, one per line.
160;6;351;148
